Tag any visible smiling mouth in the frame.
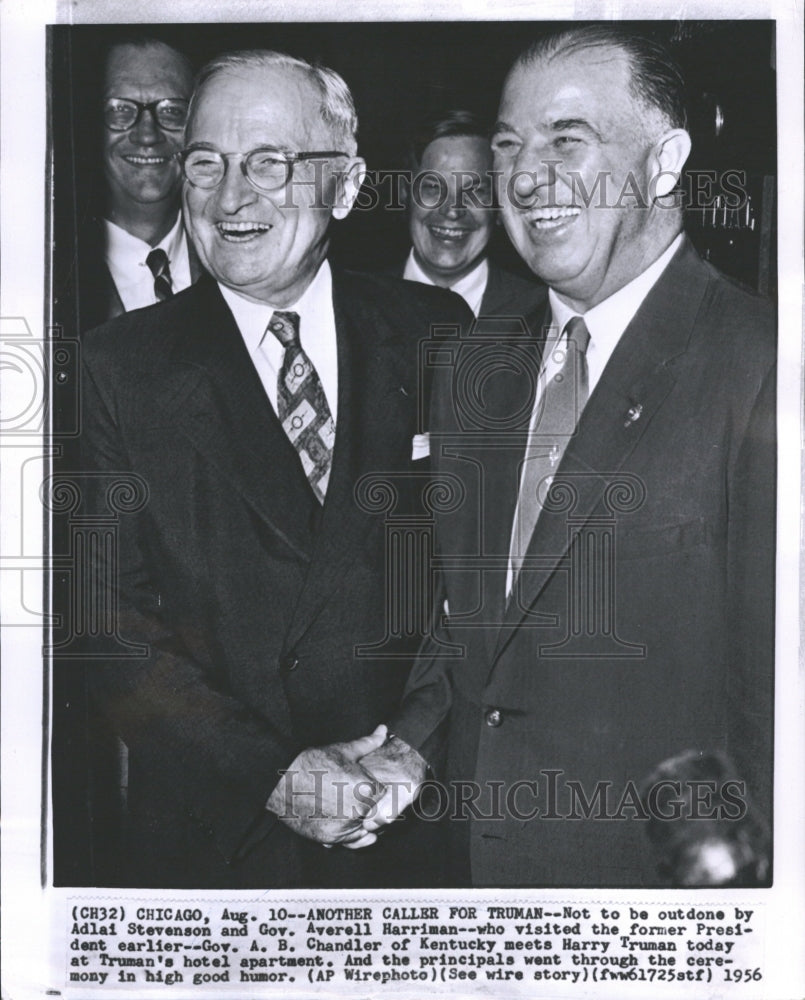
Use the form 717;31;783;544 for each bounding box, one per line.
216;221;273;242
123;155;171;166
523;206;582;231
428;225;474;242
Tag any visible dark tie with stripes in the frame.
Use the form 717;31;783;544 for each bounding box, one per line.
145;248;173;302
509;315;591;591
268;310;335;504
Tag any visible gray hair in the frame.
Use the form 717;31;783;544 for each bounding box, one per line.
188;49;358;155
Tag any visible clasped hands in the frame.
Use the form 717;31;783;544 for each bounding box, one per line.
266;725;427;849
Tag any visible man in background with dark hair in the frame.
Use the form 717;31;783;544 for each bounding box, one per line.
86;37;200;326
355;25;775;888
398;109;544;319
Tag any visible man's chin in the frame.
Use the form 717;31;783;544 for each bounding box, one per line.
204;261;278;298
111;181;181;208
513;242;588;290
115;167;180;200
134;188;180;206
420;249;484;284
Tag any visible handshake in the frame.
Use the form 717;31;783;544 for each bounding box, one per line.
266;726;427;849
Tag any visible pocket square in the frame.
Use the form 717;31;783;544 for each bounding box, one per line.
411;432;430;460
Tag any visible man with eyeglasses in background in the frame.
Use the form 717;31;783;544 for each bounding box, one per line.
94;37;200;323
77;49;469;888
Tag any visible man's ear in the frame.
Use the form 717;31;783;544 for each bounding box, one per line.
651;128;692;199
332;157;367;220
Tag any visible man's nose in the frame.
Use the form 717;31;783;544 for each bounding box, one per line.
439;179;466;220
216;158;259;214
505;146;561;204
130;106;163;145
439;199;464;220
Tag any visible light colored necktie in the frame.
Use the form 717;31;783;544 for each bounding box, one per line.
509;315;591;588
145;248;173;302
268;310;335;504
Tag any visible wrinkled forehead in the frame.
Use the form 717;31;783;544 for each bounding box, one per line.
189;64;330;146
501;44;636;119
104;42;193;99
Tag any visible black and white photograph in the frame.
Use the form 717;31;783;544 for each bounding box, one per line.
1;1;803;997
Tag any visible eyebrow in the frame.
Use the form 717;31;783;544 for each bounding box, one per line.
492;120;517;135
550;118;602;141
492;117;603;142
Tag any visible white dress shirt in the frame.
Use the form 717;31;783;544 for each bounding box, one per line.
219;260;338;425
104;213;192;312
506;232;685;593
545;232;685;398
404;249;489;317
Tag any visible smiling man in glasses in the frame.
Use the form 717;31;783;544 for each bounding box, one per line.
98;37;200;320
77;49;469;888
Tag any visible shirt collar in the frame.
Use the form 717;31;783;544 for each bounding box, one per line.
218;259;333;357
548;232;684;341
160;213;185;261
104;212;184;265
404;248;489;316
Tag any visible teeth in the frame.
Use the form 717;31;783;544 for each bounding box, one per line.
125;155;168;165
524;206;582;230
429;226;470;239
216;221;272;241
527;206;581;222
217;222;271;233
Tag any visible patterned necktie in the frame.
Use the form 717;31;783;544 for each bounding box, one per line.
269;310;335;504
509;315;591;589
145;248;173;302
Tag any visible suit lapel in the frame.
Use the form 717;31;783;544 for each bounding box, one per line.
103;263;125;321
428;310;544;664
187;237;204;284
154;276;317;561
478;261;507;316
492;238;710;661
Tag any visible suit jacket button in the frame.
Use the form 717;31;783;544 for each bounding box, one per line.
485;708;502;727
283;655;299;673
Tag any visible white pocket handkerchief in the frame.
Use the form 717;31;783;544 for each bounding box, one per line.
411;432;430;460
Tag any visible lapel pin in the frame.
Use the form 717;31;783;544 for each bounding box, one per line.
624;403;643;427
399;385;409;397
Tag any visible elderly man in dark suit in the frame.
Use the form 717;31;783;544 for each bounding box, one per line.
396;109;545;320
356;25;775;888
77;49;468;888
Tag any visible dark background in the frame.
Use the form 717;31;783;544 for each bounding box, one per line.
48;20;777;886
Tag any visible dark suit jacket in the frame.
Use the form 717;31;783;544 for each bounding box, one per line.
78;218;204;331
476;258;547;320
392;237;776;887
393;256;546;322
74;268;470;888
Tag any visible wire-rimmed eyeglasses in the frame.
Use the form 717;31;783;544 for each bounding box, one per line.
179;145;350;193
104;97;189;132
